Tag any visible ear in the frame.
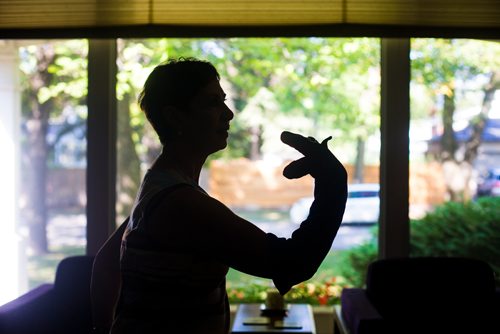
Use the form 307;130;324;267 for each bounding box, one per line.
162;105;185;133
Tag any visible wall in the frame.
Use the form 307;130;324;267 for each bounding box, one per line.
209;159;446;209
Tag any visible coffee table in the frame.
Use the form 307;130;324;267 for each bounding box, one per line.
231;303;316;333
333;305;349;334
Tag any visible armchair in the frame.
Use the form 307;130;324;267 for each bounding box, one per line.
0;255;95;334
338;257;499;334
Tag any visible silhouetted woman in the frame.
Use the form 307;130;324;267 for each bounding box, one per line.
92;58;347;334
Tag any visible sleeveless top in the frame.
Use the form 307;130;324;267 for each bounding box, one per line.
111;169;230;334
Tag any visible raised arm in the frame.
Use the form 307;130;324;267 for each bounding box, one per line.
151;131;347;295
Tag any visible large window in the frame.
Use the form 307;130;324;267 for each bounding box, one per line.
7;37;497;307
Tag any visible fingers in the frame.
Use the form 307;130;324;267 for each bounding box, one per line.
280;131;317;156
283;157;310;179
281;131;340;180
307;136;318;143
321;136;332;146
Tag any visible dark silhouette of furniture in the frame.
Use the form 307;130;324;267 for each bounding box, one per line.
337;257;499;334
0;255;95;334
231;303;316;333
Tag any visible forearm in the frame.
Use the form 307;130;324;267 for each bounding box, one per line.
309;174;348;229
269;176;347;294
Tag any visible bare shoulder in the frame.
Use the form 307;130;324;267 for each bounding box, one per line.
148;184;235;233
169;184;226;210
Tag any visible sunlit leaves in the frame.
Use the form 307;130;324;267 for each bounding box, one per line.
19;40;88;118
20;38;383;163
411;39;500;126
411;39;499;96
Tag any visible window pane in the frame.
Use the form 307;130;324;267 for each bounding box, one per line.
16;40;88;294
409;38;500;285
116;37;380;305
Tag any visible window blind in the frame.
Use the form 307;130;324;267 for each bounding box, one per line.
0;0;499;29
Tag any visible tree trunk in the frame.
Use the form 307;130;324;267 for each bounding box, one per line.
464;70;500;162
249;125;262;160
440;90;457;162
23;44;56;254
438;89;464;201
24;116;49;253
441;160;474;202
353;137;365;183
438;71;499;202
116;93;141;224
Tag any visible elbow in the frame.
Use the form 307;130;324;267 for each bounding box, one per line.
299;261;320;282
287;256;321;285
273;263;317;295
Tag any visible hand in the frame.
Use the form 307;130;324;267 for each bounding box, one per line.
281;131;346;181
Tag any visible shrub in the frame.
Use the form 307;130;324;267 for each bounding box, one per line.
339;197;500;287
336;241;377;288
410;196;500;285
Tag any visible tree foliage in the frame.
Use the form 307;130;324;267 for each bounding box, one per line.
411;39;500;201
115;38;380;162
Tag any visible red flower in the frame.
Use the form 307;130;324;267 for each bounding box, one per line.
318;295;328;305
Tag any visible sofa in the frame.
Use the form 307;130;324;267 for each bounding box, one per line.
0;255;95;334
338;257;500;334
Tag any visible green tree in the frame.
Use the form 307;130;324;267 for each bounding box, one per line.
19;40;87;254
203;38;380;166
412;39;500;201
270;38;380;179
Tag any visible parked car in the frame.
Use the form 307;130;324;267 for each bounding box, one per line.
289;183;380;225
476;168;500;197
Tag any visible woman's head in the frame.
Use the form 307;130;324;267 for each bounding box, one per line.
139;58;221;144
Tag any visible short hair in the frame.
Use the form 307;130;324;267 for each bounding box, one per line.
138;57;220;144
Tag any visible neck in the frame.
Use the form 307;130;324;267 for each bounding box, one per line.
151;145;206;184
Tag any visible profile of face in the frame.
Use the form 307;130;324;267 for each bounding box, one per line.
175;79;234;155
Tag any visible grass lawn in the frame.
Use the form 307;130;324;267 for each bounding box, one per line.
226;250;345;285
27;245;85;288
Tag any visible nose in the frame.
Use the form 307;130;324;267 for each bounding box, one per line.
225;104;234;121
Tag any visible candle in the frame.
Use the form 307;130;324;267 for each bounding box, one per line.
265;288;284;310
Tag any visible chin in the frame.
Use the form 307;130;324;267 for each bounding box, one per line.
216;141;228;152
207;142;228;156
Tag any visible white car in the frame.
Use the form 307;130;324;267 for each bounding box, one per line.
289;183;380;225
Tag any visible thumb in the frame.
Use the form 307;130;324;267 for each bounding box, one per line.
283;157;310;179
